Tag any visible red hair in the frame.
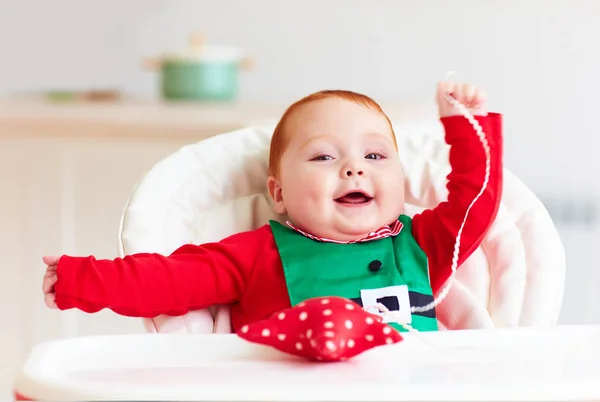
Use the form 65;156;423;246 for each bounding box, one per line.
268;89;397;177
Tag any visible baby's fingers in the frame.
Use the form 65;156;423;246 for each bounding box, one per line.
471;88;487;107
43;256;61;266
42;274;57;294
43;269;56;281
462;84;477;104
437;81;455;96
45;293;57;309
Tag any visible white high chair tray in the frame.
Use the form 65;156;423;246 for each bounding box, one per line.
15;325;600;401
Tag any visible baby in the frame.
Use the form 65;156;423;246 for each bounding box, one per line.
42;81;503;332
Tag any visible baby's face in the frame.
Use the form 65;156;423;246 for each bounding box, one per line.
270;97;405;241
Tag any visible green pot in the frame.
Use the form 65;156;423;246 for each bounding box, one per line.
144;37;253;102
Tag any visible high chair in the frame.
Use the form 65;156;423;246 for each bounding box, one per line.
116;116;566;334
19;115;600;402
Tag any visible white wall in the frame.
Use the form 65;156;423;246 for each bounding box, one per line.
1;0;600;197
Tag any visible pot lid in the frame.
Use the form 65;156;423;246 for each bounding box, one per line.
161;33;243;62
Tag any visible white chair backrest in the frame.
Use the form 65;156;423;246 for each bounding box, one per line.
118;120;565;333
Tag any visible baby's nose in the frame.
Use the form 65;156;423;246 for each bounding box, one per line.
346;169;364;176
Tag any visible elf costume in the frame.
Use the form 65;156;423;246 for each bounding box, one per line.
53;113;503;333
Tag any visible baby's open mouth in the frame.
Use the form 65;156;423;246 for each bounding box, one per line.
334;191;373;205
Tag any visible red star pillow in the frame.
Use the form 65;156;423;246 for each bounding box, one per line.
236;296;403;362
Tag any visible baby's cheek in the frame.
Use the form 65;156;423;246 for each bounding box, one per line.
379;176;405;203
305;181;330;202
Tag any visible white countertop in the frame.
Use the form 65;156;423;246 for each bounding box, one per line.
0;96;437;140
0;96;285;139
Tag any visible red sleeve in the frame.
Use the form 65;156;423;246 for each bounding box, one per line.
54;225;272;318
412;113;503;294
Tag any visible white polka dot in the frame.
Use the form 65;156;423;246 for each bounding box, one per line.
306;329;312;339
365;317;374;325
345;320;353;329
261;329;270;337
278;312;286;320
347;339;355;348
299;312;308;321
321;298;330;305
323;309;332;316
277;334;286;341
325;331;335;338
241;325;249;333
296;342;303;350
386;337;394;344
345;303;355;310
310;340;317;348
324;321;334;329
326;341;336;351
383;326;392;335
365;334;374;342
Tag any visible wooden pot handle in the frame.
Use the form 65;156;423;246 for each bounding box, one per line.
188;32;204;50
239;57;255;70
141;57;162;71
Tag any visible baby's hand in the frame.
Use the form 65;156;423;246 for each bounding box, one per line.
42;256;60;309
436;81;487;117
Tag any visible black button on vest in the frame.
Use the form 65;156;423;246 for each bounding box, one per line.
368;259;383;272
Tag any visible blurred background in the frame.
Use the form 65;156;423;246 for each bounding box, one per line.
1;0;599;399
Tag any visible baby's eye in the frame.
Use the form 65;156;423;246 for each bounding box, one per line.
311;154;334;161
365;153;384;160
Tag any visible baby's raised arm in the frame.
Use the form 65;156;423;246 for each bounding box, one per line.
411;83;504;293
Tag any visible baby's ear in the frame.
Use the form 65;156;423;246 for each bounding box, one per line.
267;176;286;215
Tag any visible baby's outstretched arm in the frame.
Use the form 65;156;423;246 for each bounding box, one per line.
42;229;263;317
411;82;503;294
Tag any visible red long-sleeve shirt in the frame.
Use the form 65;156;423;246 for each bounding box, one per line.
54;113;503;332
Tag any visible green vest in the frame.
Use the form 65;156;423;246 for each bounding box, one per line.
269;214;438;332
